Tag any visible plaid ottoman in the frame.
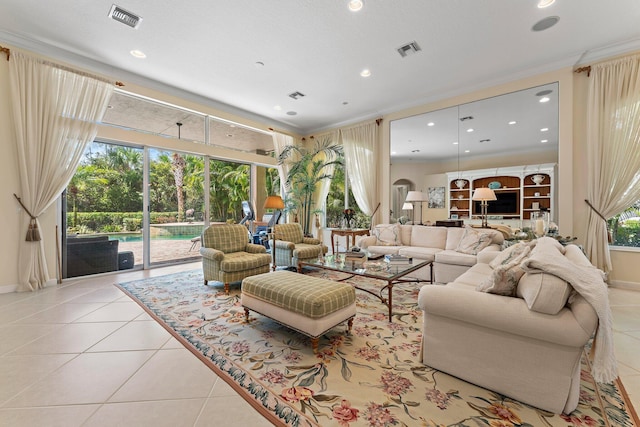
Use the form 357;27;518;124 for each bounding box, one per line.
241;270;356;352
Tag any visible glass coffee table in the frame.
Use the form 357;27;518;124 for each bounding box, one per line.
298;255;432;322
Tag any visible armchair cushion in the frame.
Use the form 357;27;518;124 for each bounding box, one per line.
202;223;249;253
220;251;272;273
275;223;304;244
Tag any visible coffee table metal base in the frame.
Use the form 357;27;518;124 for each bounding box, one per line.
298;260;432;322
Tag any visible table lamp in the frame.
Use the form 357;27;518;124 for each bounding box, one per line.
472;187;497;228
264;195;285;270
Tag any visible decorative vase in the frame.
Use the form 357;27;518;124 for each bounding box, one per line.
531;174;545;185
455;179;467;189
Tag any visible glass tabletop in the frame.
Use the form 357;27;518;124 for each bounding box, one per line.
301;253;429;281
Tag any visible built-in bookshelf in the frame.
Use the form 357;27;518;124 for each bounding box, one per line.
446;164;556;223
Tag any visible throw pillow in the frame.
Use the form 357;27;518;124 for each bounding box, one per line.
517;272;573;315
455;226;493;255
489;241;536;269
374;224;401;246
477;244;532;296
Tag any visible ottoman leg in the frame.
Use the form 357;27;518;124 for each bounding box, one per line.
224;283;229;295
244;308;250;322
204;280;208;286
347;317;354;334
311;337;319;354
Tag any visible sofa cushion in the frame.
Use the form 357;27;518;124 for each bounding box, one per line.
450;263;493;287
476;247;531;296
373;224;401;246
365;245;402;255
517;272;573;315
444;227;466;250
489;241;534;269
397;246;441;263
455;226;493;255
434;249;477;267
398;224;413;245
410;226;447;249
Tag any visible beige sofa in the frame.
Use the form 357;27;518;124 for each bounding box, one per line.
358;224;504;283
417;242;601;414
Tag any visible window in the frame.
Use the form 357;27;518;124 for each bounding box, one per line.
326;159;369;229
609;202;640;247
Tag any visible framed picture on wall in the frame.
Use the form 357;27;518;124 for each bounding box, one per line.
428;187;445;209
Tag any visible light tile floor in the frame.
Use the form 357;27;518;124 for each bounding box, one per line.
0;263;638;426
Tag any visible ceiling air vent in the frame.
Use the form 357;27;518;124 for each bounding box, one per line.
109;4;143;29
397;41;421;58
288;91;306;100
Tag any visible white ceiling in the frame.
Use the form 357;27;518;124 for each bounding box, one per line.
1;0;640;138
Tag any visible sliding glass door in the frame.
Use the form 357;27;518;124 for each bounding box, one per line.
63;141;143;278
148;148;205;265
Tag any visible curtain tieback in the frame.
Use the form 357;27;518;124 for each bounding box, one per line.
13;194;41;242
585;199;612;244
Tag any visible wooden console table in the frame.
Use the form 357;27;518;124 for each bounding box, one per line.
331;228;370;254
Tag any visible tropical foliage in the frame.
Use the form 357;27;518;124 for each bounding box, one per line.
608;201;640;246
66;141;267;234
278;137;343;235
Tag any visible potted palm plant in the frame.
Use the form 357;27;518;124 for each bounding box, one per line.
278;137;343;236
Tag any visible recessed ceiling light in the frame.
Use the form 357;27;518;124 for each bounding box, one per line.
539;97;550;103
541;139;548;143
508;121;517;125
348;0;363;12
427;122;435;127
286;111;297;116
391;151;397;155
466;128;474;133
452;141;459;145
130;49;146;58
532;16;559;32
274;105;282;111
537;0;555;8
360;69;371;77
540;127;548;132
464;149;470;153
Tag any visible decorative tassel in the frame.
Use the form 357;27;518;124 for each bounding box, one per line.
26;222;34;241
31;219;41;241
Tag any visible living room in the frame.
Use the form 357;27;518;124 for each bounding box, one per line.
1;1;640;425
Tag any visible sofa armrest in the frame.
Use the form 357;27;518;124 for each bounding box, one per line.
358;235;377;249
200;247;224;261
477;244;502;264
302;237;321;245
417;285;592;347
246;243;267;253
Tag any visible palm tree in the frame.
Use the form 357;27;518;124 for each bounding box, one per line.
278;137;343;235
171;153;186;222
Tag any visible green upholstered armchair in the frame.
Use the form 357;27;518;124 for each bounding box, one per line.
200;224;272;294
271;223;327;269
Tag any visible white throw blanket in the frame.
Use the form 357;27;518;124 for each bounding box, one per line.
521;237;618;384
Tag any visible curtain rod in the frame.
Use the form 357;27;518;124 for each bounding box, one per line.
574;66;592;77
0;44;123;86
1;45;10;61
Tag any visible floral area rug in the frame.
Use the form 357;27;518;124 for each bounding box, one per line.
116;269;638;427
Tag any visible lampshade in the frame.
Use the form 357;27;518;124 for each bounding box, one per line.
263;195;285;210
405;191;423;202
472;188;497;201
402;202;413;210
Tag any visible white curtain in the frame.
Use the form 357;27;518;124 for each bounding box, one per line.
341;121;379;217
585;53;640;273
9;50;114;291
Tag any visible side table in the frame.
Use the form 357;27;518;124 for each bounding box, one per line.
331;228;370;254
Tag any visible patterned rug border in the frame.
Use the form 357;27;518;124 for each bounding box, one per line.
115;271;639;427
115;282;313;427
